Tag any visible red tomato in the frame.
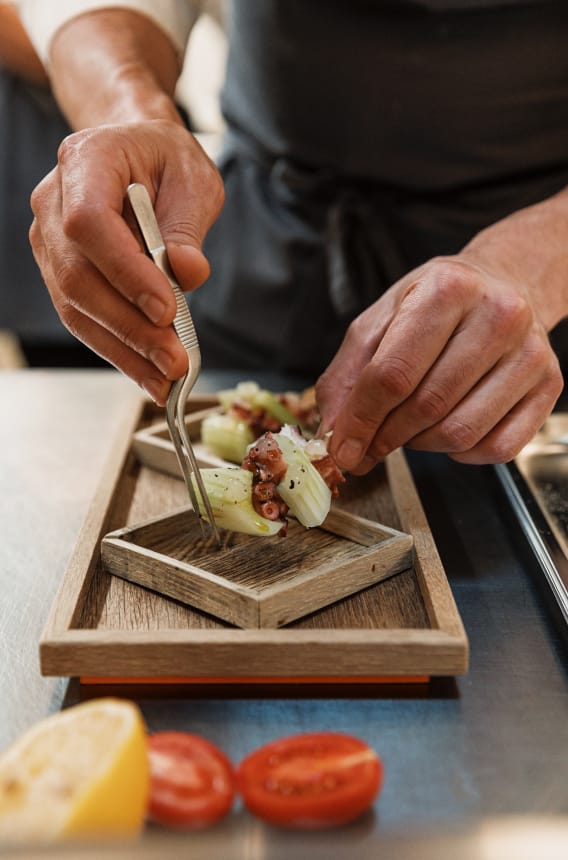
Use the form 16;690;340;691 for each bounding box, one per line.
147;732;236;829
237;732;383;829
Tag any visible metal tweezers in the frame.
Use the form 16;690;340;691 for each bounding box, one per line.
127;182;221;547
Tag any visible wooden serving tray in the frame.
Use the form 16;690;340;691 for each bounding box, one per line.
40;394;469;682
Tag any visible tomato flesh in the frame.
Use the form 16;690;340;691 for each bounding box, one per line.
147;732;235;828
237;731;383;828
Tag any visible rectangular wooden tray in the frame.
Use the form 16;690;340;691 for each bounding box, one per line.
40;394;469;682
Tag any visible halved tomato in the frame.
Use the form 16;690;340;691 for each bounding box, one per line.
237;731;383;829
147;732;236;829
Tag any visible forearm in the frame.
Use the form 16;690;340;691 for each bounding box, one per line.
48;8;183;130
461;186;568;332
0;3;46;83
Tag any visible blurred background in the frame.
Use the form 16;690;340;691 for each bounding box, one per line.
1;0;566;393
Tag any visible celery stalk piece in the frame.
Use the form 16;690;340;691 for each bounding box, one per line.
216;381;302;429
216;381;260;412
201;413;255;464
190;467;283;536
252;389;301;428
273;432;332;528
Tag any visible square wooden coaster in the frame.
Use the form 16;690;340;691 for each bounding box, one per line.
101;506;413;629
133;406;228;475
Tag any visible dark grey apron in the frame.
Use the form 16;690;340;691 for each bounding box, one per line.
190;0;568;379
0;72;74;342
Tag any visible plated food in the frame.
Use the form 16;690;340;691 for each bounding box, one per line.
200;381;319;464
192;424;345;537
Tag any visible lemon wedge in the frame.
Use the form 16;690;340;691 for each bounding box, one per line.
0;698;150;844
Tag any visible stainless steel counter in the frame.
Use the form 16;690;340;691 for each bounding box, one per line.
1;369;567;856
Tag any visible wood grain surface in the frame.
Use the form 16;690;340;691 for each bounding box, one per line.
39;397;469;680
101;504;413;628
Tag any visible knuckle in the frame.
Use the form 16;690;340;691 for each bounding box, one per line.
532;344;557;382
342;318;360;349
30;165;60;217
57;127;98;161
492;293;531;336
487;434;522;464
537;361;564;405
344;313;373;349
62;197;101;243
428;257;477;302
112;318;141;351
57;300;83;336
57;131;78;158
549;365;565;399
524;329;550;363
30;181;48;217
53;258;84;302
373;355;416;400
56;134;75;165
513;331;559;382
438;416;480;452
56;131;87;170
414;385;450;424
161;213;202;244
350;410;380;436
28;218;41;251
161;167;224;240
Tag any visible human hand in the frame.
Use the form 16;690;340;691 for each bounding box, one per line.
316;255;563;470
29;120;224;404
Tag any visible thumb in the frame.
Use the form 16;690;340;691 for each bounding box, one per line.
316;335;373;436
157;163;223;292
167;241;211;291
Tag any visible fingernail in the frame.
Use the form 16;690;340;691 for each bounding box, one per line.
138;293;166;324
141;377;167;404
149;348;173;376
360;455;377;470
336;438;364;469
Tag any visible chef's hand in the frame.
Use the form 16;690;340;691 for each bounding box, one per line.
29;120;224;404
316;254;563;469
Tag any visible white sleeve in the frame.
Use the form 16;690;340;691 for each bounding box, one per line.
19;1;198;66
